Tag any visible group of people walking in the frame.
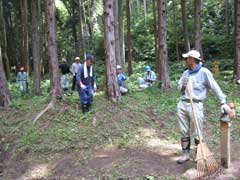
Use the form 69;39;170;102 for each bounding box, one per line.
58;55;96;114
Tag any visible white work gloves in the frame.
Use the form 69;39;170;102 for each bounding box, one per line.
94;84;97;92
221;103;235;119
80;83;87;90
181;77;189;93
221;103;231;114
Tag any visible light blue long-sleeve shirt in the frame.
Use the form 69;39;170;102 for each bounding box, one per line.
144;71;156;82
178;67;226;104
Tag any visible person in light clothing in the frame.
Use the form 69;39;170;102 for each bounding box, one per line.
16;67;28;95
116;65;128;95
176;50;231;164
138;65;157;89
71;57;81;92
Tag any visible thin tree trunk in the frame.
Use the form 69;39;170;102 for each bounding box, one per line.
144;0;147;25
0;0;10;80
77;0;86;60
225;0;230;37
233;0;240;81
173;0;180;61
194;0;203;62
20;0;29;72
81;0;88;54
114;0;121;67
118;0;125;69
136;0;140;15
158;0;171;89
0;47;11;107
104;0;120;101
46;0;62;98
152;0;159;70
181;0;190;51
126;0;132;75
31;0;41;95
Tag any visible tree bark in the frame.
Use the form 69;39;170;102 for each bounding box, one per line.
103;0;120;101
31;0;41;95
0;0;10;80
233;0;240;81
126;0;132;75
152;0;159;70
225;0;230;37
173;0;180;61
77;0;86;60
194;0;204;62
46;0;62;98
20;0;29;72
114;0;121;67
118;0;125;69
158;0;171;89
181;0;190;51
0;47;11;107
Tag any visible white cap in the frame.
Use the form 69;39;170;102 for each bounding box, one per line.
182;50;201;61
116;65;122;69
62;58;67;62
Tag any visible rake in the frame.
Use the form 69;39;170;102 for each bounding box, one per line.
186;85;219;178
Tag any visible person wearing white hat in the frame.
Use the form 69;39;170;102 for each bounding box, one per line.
176;49;230;164
116;65;128;94
71;57;81;92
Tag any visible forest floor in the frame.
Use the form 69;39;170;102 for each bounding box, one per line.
1;67;240;180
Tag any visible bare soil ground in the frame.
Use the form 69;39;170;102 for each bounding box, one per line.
1;104;240;180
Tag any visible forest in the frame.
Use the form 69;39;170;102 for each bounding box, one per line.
0;0;240;179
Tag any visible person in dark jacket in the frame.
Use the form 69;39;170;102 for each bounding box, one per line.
59;58;71;94
76;55;97;113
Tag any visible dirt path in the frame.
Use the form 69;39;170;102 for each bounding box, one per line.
1;105;240;180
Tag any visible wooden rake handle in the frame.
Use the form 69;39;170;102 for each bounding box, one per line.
186;84;204;144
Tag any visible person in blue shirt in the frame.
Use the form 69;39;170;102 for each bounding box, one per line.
76;55;97;113
117;65;128;95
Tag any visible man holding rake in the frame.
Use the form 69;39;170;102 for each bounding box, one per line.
176;50;231;164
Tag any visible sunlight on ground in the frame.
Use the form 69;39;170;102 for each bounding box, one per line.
20;163;50;180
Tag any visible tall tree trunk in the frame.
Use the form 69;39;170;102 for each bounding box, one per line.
233;0;240;81
0;47;11;107
72;21;80;57
126;0;132;75
77;0;86;60
158;0;171;89
153;0;159;71
104;0;120;101
0;0;10;80
114;0;121;67
46;0;62;98
20;0;29;72
144;0;147;25
31;0;41;95
194;0;203;62
225;0;230;37
173;0;180;61
71;3;80;57
181;0;190;51
118;0;125;69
